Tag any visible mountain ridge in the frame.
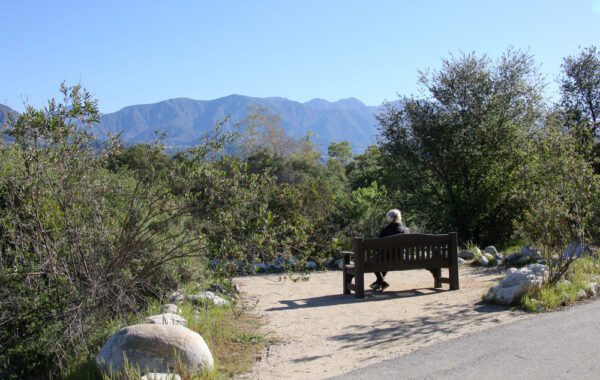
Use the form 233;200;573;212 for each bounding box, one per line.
1;95;383;154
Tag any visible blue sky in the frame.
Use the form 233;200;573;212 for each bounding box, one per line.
2;0;600;113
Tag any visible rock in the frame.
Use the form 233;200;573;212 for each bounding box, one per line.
561;280;572;287
141;373;182;380
305;261;318;270
273;255;299;268
233;284;241;294
483;245;500;257
268;262;283;272
188;291;230;307
562;240;592;259
587;282;600;297
507;252;530;266
457;258;465;265
96;324;213;375
146;313;187;326
334;258;345;270
479;255;489;266
507;267;518;275
485;264;549;305
254;263;269;273
459;250;475;260
168;291;185;304
577;289;588;300
208;283;227;294
161;304;180;314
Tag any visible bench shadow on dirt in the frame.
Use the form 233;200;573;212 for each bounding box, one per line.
265;287;450;312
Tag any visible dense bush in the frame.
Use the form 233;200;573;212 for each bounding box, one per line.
0;86;209;378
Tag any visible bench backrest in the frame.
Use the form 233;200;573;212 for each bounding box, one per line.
353;233;458;270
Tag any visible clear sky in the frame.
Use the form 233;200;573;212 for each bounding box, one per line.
2;0;600;113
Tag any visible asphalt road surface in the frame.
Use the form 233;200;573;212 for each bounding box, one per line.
331;300;600;379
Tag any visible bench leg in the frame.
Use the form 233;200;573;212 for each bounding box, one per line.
431;268;442;288
343;269;351;295
449;262;460;290
355;272;365;298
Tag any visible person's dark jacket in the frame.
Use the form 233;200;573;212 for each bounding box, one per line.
379;222;410;238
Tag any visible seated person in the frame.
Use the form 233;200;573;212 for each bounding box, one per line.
370;209;411;291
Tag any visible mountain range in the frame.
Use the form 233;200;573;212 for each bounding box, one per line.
1;95;384;154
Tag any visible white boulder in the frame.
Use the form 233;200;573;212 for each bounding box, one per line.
145;313;187;326
485;264;549;305
96;324;213;375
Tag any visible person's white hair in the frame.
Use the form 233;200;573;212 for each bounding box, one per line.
386;209;402;224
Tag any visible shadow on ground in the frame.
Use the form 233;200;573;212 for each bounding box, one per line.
265;288;448;311
329;301;516;351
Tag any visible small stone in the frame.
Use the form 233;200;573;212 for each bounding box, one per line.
141;373;182;380
254;263;269;273
145;313;187;326
459;250;475;260
577;289;587;300
161;304;180;314
457;258;465;265
334;258;345;270
168;291;185;304
484;246;500;258
187;291;230;307
305;261;318;270
479;255;489;266
587;282;599;297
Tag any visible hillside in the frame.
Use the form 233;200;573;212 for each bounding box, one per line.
95;95;381;153
0;104;19;126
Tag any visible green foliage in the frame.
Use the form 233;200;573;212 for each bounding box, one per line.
0;85;211;378
378;49;543;245
560;46;600;142
516;115;598;282
521;257;600;312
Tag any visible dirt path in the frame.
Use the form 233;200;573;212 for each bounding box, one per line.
235;266;529;379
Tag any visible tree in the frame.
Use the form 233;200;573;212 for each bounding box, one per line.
238;105;294;158
378;50;544;244
560;46;600;138
327;141;353;166
516;114;598;283
560;46;600;172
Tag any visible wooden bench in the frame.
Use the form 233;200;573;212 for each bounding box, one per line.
342;232;459;298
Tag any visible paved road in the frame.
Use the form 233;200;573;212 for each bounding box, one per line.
331;300;600;379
